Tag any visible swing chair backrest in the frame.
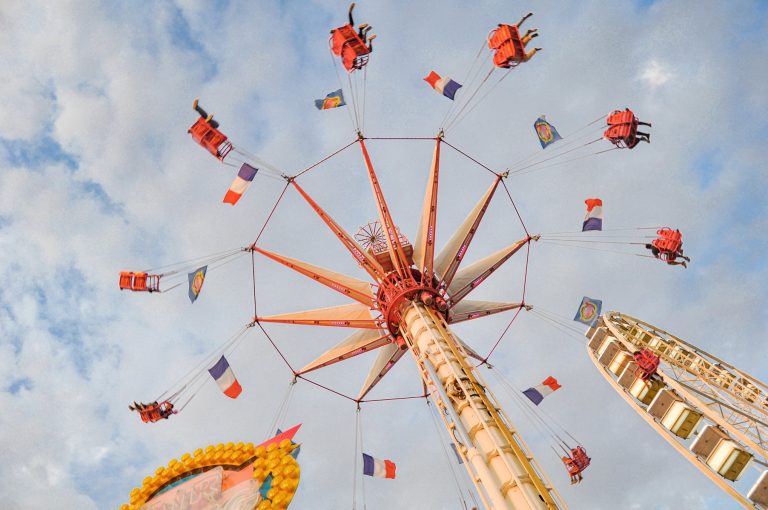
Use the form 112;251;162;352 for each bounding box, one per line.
488;24;525;68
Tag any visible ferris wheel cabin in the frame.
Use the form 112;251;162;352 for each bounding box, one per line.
690;425;753;482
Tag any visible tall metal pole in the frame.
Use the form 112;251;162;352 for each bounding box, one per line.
401;301;566;510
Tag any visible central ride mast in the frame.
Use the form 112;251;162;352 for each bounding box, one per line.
402;301;565;509
358;134;565;509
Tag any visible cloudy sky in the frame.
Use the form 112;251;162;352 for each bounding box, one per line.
1;0;767;509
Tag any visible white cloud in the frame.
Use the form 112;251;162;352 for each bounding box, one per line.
639;60;672;88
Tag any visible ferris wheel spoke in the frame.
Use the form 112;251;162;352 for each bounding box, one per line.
448;299;526;324
297;329;391;375
434;176;501;288
252;246;374;306
447;238;528;305
412;137;442;284
356;343;407;400
291;180;386;283
256;302;383;329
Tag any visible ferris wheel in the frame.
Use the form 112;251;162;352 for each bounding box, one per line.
586;311;768;509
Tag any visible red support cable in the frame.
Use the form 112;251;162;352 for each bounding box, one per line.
363;137;438;141
482;241;531;362
297;375;359;403
360;394;429;403
252;182;290;246
501;180;530;238
441;140;500;177
255;322;296;375
482;305;524;363
292;139;359;179
251;251;258;317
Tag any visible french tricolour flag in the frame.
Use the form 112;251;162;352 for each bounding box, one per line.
362;453;396;479
223;163;258;205
208;355;242;398
582;198;603;232
523;376;561;406
423;71;462;100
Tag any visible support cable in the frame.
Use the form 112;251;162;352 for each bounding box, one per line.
292;139;359;179
440;40;491;129
330;48;358;133
441;140;500;177
424;399;472;508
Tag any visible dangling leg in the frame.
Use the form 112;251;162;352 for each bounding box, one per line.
523;47;541;61
367;34;376;52
521;31;539;45
636;131;651;143
360;25;372;43
348;2;355;26
193;99;209;120
638;120;652;127
358;22;369;39
516;12;533;28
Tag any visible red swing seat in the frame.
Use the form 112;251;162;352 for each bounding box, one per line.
330;24;370;71
188;117;233;161
488;24;526;68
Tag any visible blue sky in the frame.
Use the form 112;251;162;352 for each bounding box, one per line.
0;1;767;509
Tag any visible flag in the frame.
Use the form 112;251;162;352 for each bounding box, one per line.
582;198;603;232
314;89;346;110
223;163;258;205
523;376;562;405
188;265;208;303
276;428;301;459
573;296;602;325
208;355;242;398
534;115;563;149
423;71;462;100
362;453;396;479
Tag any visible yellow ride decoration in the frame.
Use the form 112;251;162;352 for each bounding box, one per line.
120;429;301;510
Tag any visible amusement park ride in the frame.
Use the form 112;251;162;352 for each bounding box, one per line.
120;4;768;509
587;313;768;508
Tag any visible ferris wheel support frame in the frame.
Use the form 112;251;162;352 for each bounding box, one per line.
588;312;768;509
586;342;754;508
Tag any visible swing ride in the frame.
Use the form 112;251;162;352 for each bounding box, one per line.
118;3;765;509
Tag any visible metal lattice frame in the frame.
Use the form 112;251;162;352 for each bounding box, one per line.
588;311;768;509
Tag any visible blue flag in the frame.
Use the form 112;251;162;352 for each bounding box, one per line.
188;265;207;303
315;89;346;110
573;296;602;325
258;473;273;499
534;116;563;149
